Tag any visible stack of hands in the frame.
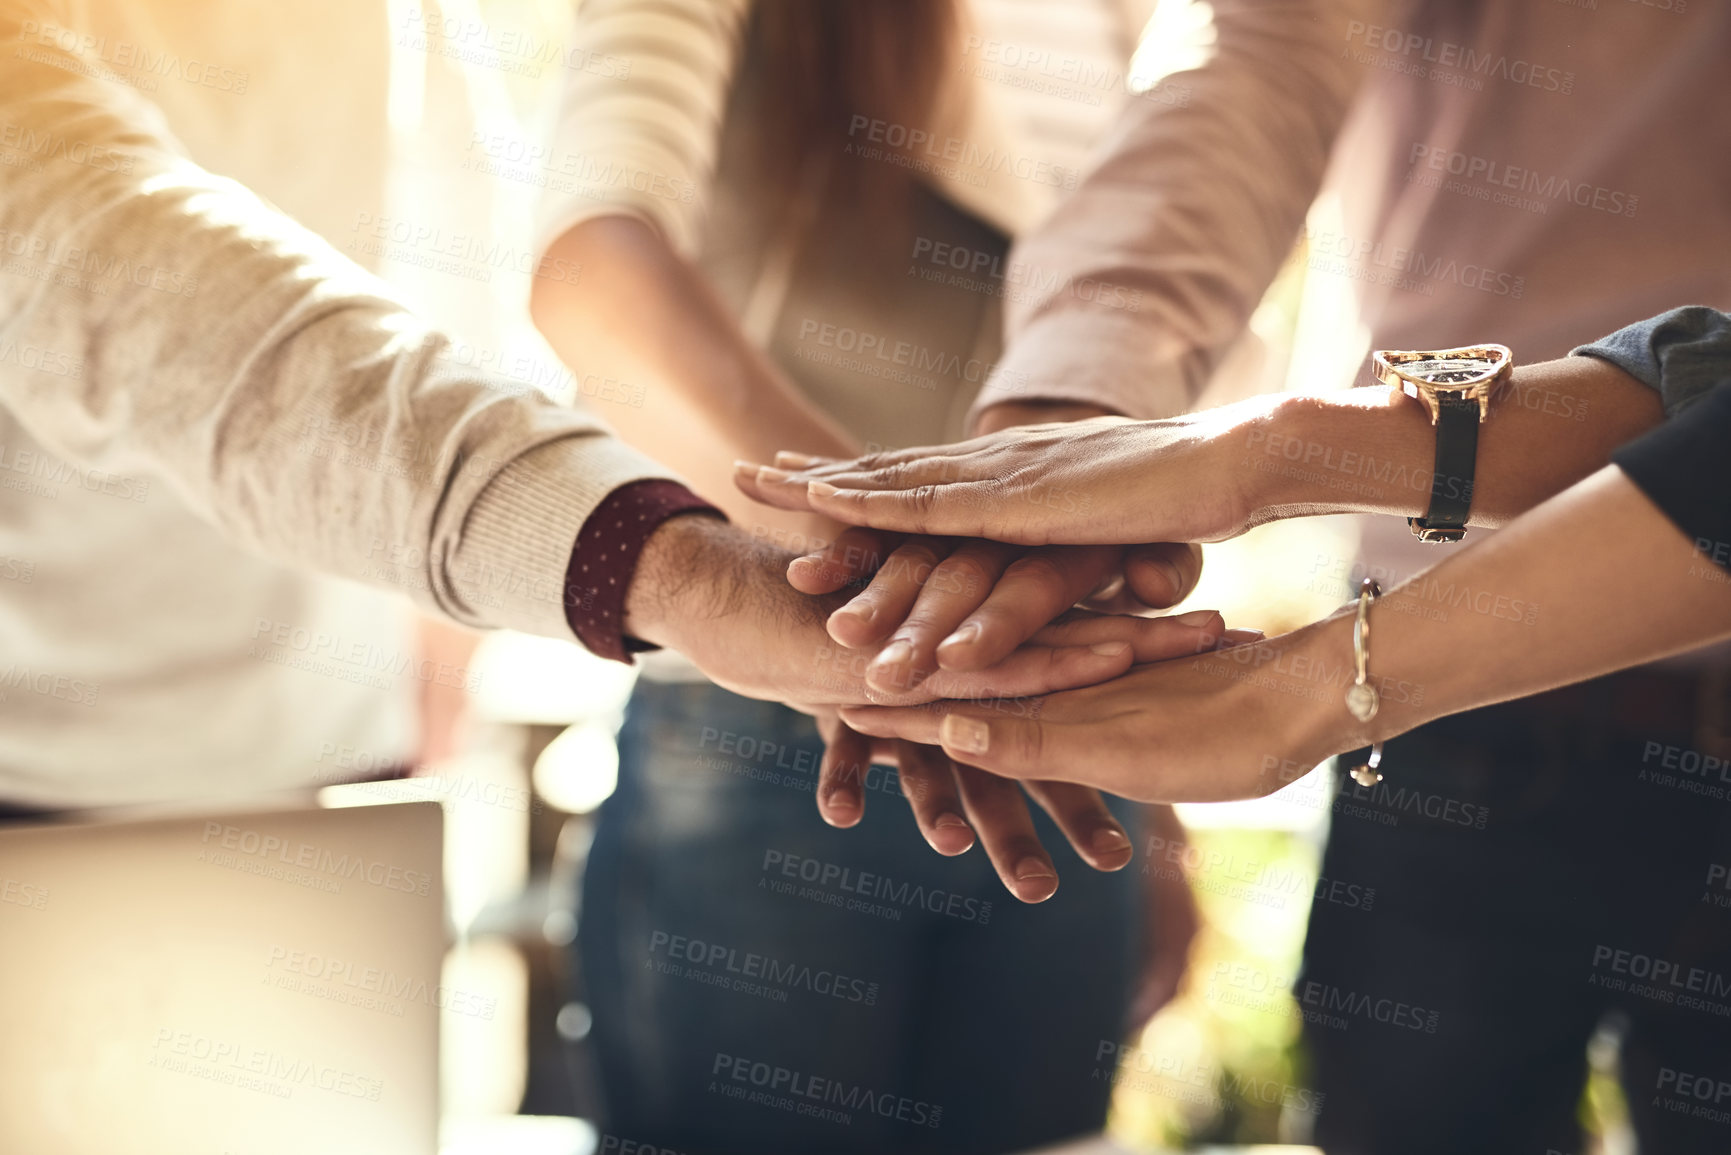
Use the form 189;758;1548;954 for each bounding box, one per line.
656;415;1313;908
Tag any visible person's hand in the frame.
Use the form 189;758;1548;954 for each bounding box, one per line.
809;711;1142;904
734;406;1274;546
829;622;1358;804
781;524;1208;693
619;515;1240;894
622;515;1222;708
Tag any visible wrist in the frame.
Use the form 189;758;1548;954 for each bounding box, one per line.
1239;392;1434;525
1265;594;1447;773
622;514;750;652
1207;611;1372;789
623;516;838;687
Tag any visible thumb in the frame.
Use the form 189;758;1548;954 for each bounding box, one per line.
936;711;1053;779
1123;542;1204;609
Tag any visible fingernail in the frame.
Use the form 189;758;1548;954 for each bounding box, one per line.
1090;641;1130;657
928;813;975;855
733;459;760;476
1014;857;1057;881
1156;559;1185;598
822;789;862;827
876;639;911;666
1092;827;1132;857
1174;609;1222;627
777;451;820;468
834;602;878;628
939;622;982;651
940;715;989;756
808;481;840;498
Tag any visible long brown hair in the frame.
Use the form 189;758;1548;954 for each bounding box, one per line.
751;0;961;211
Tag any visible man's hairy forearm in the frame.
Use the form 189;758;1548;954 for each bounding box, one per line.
624;516;816;650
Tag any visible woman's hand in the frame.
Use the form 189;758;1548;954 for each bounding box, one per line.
783;524;1209;692
810;712;1143;905
794;606;1243;903
830;621;1360;804
733;407;1272;547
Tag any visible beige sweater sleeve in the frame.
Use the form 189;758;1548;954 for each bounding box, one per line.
971;0;1381;424
0;0;678;645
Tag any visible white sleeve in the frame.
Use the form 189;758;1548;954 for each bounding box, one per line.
533;0;752;261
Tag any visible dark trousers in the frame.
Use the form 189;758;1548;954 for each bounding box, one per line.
1304;668;1731;1154
575;681;1144;1155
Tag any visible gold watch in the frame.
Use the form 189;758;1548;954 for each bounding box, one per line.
1370;344;1513;543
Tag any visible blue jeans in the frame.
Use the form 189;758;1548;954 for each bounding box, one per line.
575;680;1144;1154
1302;669;1731;1154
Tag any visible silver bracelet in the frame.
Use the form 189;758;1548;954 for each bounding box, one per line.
1345;578;1385;787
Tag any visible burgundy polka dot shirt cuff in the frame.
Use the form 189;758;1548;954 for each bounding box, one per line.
564;479;724;663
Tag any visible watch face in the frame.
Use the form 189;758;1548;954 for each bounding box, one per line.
1403;357;1496;386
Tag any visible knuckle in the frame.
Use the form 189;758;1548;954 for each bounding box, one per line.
1012;720;1046;769
935;553;993;598
1004;551;1071;590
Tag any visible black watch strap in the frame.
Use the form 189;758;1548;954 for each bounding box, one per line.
1410;394;1479;543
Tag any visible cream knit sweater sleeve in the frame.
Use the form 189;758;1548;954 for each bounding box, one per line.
0;0;681;646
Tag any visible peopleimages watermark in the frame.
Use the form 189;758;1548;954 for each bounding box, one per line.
0;120;133;174
695;726;906;801
956;34;1192;111
0;874;50;912
0;663;100;708
845;114;1076;192
149;1028;382;1102
647;929;881;1007
312;750;545;815
1260;755;1492;831
1092;1040;1325;1116
710;1053;942;1129
397;7;633;81
1652;1067;1731;1127
1406;142;1638;218
248;616;483;695
263;945;496;1020
907;236;1144;313
1704;862;1731;910
15;20;250;96
346;211;584;288
1304;223;1524;298
759;849;992;925
1297;549;1541;628
599;1138;687;1155
463;131;694;207
0;440;151;504
1142;830;1376;914
1637;740;1731;802
1587;945;1731;1018
1207;961;1441;1034
197;821;434;898
1690;536;1731;586
1342;19;1575;95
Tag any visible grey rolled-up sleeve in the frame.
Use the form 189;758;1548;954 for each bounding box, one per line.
1575;307;1731;573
